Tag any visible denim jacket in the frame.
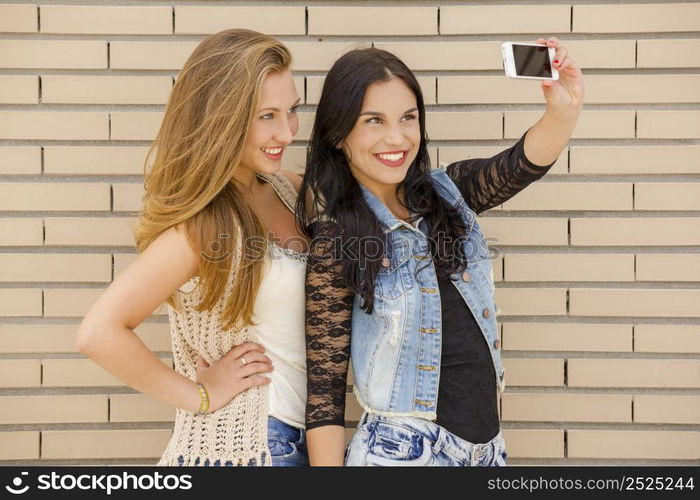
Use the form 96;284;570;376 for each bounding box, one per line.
350;168;504;421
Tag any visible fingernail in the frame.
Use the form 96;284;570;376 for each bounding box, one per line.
554;60;559;64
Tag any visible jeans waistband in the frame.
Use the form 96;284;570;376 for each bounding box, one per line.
358;412;503;464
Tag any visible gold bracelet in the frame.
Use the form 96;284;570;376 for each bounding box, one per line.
195;382;209;415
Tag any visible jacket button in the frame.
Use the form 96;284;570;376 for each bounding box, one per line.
482;308;490;318
494;339;501;349
461;272;470;282
381;257;390;268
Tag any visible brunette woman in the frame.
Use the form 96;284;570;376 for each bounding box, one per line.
298;37;583;466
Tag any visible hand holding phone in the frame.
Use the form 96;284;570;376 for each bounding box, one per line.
501;42;559;81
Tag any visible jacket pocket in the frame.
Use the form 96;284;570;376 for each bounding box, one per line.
376;243;414;301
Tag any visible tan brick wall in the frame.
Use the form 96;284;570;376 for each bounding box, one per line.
0;0;698;466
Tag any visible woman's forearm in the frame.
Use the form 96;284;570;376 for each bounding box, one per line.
307;425;347;466
77;323;200;412
523;107;581;167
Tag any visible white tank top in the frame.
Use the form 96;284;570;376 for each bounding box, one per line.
252;241;308;429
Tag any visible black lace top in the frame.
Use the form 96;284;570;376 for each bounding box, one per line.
305;128;556;433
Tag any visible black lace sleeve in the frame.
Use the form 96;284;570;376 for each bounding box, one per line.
305;223;355;430
445;127;557;215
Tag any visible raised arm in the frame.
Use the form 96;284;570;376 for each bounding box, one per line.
447;36;583;215
305;227;355;466
445;127;557;215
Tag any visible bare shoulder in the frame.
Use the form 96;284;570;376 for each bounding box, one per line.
161;223;199;271
126;223;200;293
278;169;303;194
80;222;200;330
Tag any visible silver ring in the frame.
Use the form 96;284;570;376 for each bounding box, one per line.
241;357;247;366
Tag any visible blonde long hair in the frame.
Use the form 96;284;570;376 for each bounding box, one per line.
134;29;292;330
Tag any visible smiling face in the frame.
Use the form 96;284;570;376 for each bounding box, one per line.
239;68;300;176
341;76;421;197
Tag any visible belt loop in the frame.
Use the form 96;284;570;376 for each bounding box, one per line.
359;412;369;428
432;426;447;456
471;443;485;466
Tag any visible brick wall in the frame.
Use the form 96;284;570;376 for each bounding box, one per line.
0;1;698;465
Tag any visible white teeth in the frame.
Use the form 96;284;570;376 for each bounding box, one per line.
377;152;405;161
262;147;282;155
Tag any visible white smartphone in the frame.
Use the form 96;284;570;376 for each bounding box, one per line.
501;42;559;81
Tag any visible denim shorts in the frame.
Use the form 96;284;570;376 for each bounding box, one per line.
267;415;309;467
176;416;308;467
344;412;507;467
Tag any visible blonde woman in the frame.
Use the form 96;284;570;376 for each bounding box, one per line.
77;29;310;466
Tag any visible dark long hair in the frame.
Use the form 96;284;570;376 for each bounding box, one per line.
297;48;468;314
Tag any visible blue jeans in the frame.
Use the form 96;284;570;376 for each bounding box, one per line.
345;412;507;467
267;416;309;467
176;416;308;467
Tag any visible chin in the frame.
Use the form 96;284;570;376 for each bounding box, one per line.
380;167;410;185
255;160;283;176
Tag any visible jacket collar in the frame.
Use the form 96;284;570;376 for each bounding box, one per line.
358;182;419;234
357;172;476;238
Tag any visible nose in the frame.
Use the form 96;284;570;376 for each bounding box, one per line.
384;122;404;147
275;114;296;145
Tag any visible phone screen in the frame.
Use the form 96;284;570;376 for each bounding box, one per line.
513;44;552;78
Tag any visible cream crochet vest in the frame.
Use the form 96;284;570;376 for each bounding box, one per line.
158;172;299;467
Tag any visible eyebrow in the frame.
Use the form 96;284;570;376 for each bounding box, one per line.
258;97;302;113
359;107;419;117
